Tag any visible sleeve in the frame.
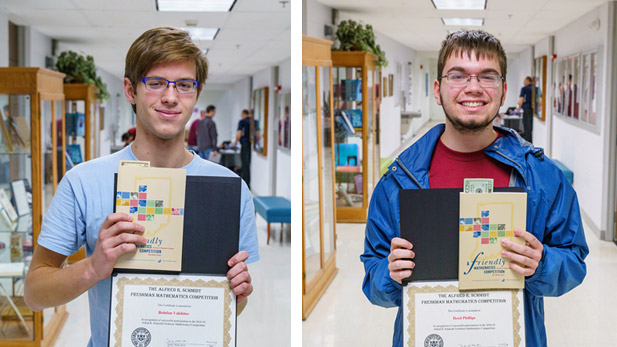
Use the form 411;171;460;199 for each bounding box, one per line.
238;180;260;264
524;173;589;297
36;172;86;256
360;181;402;308
519;87;525;98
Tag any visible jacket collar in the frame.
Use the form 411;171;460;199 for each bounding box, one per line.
388;123;540;189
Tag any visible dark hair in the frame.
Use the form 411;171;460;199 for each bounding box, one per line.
122;132;131;141
437;30;507;81
241;109;250;116
125;27;208;113
206;105;216;113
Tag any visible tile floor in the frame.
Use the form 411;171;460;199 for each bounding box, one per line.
53;217;291;346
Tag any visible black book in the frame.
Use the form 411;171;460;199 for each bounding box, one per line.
112;174;241;276
399;187;523;285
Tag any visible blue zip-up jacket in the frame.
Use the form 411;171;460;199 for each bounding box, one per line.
361;124;589;347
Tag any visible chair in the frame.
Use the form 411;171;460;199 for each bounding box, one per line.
253;196;291;244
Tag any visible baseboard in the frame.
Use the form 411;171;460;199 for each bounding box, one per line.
580;208;609;241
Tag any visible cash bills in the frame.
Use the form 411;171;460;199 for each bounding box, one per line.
119;160;150;168
463;178;494;193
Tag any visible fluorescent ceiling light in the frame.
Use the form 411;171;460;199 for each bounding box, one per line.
181;27;219;40
157;0;236;12
442;18;484;26
432;0;486;10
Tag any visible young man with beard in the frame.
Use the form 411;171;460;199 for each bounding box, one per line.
361;30;588;347
24;27;258;346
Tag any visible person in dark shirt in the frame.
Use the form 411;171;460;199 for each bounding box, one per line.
517;76;533;142
197;104;218;160
234;109;252;188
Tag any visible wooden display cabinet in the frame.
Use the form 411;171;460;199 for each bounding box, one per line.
331;51;379;223
63;84;100;165
302;36;339;319
0;67;68;346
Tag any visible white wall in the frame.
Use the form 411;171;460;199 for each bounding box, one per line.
549;1;611;237
25;27;52;68
304;0;332;38
96;67;133;154
196;88;236;143
275;57;291;199
251;66;276;196
0;9;8;66
532;36;553;152
501;47;533;114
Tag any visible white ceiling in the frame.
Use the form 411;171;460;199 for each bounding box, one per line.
0;0;291;85
316;0;613;53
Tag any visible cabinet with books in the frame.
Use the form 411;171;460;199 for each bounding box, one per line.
302;36;338;319
331;51;378;223
0;67;68;346
63;84;100;265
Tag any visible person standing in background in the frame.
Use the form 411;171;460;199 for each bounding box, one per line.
197;104;218;160
234;109;252;188
187;107;203;152
517;76;533;142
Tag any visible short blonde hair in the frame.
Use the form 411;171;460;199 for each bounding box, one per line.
125;27;208;106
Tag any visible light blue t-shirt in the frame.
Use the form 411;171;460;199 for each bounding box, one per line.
37;145;259;347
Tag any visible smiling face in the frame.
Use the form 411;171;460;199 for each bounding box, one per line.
124;60;199;142
434;51;507;133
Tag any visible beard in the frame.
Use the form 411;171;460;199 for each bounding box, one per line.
440;93;499;134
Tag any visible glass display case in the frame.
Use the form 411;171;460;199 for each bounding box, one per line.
302;36;338;319
0;67;68;346
331;51;379;223
63;84;100;167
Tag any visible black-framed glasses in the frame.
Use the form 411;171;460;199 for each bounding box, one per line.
440;72;504;88
140;77;200;94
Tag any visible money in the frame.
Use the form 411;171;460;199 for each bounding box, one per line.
464;178;494;193
119;160;150;168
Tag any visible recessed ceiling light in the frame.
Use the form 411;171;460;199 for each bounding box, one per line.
432;0;486;10
442;18;484;26
181;27;219;40
157;0;236;12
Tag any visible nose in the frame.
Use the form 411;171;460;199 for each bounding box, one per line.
161;82;179;105
464;75;483;93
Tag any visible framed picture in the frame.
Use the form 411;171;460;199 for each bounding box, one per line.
278;92;291;150
383;76;388;97
10;179;30;216
533;56;547;121
394;62;402;107
251;87;269;156
388;74;394;97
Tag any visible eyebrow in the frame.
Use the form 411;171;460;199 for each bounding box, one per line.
446;66;501;75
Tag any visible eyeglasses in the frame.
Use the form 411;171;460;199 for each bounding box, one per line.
140;77;200;94
440;72;504;88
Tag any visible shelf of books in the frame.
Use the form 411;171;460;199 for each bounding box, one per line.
331;51;378;223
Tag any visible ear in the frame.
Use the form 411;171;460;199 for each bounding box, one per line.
501;81;508;106
433;79;442;105
123;77;136;105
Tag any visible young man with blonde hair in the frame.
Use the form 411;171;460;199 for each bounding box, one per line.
361;30;588;346
24;27;258;346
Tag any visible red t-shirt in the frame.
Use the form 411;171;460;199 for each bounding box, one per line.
187;119;199;146
429;134;512;189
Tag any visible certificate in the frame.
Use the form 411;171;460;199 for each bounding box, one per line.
403;281;525;347
109;273;236;347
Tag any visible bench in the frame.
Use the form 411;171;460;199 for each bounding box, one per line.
253;196;291;245
553;159;573;185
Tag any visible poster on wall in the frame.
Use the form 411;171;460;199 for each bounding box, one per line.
278;92;291;150
407;62;413;108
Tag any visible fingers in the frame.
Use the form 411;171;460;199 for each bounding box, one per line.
508;261;535;277
501;249;538;269
99;213;134;231
227;261;248;281
390;238;413;252
387;248;415;263
500;238;538;260
228;251;249;267
390;269;413;284
229;269;251;289
106;232;147;249
513;229;543;249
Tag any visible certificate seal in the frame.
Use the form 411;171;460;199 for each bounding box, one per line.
131;327;151;347
424;334;444;347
